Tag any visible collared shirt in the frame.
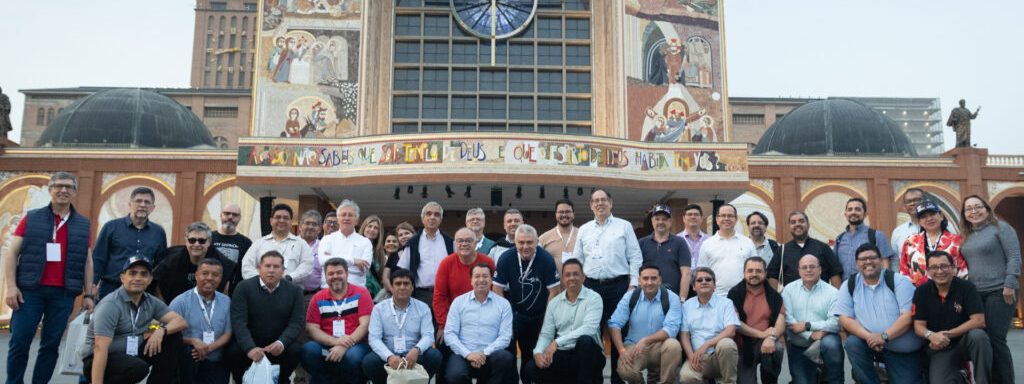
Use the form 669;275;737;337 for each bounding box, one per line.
782;279;839;343
493;248;560;321
368;298;434;359
835;225;895;279
899;231;966;287
833;272;923;353
681;294;740;353
912;278;983;344
169;289;232;361
397;231;449;288
319;231;374;286
767;238;843;286
83;288;170;358
303;239;322;291
539;225;579;268
569;215;643;285
487;235;513;260
444;291;513;357
752;238;776;265
639;234;691;295
608;288;682;346
241;233;314;285
259;278;281;294
699;232;757;297
306;285;374;339
534;287;603;353
677;230;709;268
93;216;167;282
890;221;920;261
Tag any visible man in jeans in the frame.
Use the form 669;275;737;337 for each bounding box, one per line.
4;171;95;384
782;255;843;384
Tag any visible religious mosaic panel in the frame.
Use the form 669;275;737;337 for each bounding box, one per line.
624;0;726;143
255;0;362;138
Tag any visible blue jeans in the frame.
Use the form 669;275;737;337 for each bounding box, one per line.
300;341;370;384
360;347;442;384
786;334;844;384
444;349;517;384
980;288;1016;384
845;334;922;384
6;286;76;384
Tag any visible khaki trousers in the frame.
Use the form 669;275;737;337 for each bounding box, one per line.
680;338;739;384
617;339;683;384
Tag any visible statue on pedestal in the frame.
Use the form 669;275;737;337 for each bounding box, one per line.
0;86;12;140
946;99;980;148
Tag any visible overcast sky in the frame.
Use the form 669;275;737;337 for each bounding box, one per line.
2;0;1021;154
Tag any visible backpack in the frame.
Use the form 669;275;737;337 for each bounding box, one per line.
836;227;877;249
847;269;895;296
622;286;670;337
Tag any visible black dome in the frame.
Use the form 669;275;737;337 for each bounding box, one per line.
752;99;917;156
37;88;215;149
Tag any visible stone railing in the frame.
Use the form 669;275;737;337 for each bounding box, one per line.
987;154;1024;167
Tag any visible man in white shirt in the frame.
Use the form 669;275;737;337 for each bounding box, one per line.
319;199;374;287
698;204;757;297
396;202;454;308
240;204;314;287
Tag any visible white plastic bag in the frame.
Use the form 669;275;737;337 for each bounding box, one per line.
59;311;89;375
242;357;280;384
384;360;430;384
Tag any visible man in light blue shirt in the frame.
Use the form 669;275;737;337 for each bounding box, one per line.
834;198;895;279
609;264;683;384
834;243;923;384
680;267;740;384
361;269;441;384
169;258;233;384
522;259;605;384
782;255;843;384
443;263;516;384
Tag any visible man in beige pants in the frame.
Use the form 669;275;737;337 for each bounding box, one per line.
680;267;740;383
608;264;683;384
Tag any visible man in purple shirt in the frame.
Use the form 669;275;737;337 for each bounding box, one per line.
676;204;708;298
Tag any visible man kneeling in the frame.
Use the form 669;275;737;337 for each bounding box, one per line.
443;263;516;384
610;264;683;384
679;267;740;384
912;250;991;383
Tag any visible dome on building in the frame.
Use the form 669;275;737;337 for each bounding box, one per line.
37;88;215;149
752;99;917;156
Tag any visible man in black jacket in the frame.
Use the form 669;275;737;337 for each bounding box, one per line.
151;222;236;302
225;250;305;384
728;257;785;384
395;201;454;308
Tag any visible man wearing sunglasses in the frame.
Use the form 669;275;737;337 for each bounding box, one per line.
679;267;740;384
151;222;237;304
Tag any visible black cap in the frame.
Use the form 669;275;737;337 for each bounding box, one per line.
651;204;672;217
915;200;941;218
121;256;153;273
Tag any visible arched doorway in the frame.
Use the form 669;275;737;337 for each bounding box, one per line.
994;195;1024;328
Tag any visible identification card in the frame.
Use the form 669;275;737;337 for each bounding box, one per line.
203;331;216;345
393;335;407;353
46;243;62;262
332;320;346;338
126;336;140;356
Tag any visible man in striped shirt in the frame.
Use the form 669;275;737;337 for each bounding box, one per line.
299;258;374;383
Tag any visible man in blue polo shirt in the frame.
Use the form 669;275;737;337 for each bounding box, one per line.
834;243;923;384
169;258;233;384
93;186;167;300
639;204;691;298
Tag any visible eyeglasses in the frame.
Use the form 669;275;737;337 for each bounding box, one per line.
716;214;737;219
591;198;610;203
695;277;714;283
49;184;76;191
964;205;986;213
856;255;880;262
927;264;953;272
454;238;475;244
187;237;208;245
222;211;241;217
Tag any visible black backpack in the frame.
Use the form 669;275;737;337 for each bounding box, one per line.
621;286;671;337
835;227;877;249
847;269;895;296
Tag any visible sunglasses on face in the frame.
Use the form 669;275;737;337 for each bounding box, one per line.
187;237;208;245
695;277;714;283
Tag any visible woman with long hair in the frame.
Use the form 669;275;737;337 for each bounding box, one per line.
899;200;965;286
381;222;416;297
960;194;1020;384
359;215;385;298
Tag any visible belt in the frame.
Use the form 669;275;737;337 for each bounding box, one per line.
589;275;629;285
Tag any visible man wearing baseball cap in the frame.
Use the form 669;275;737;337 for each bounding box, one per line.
82;256;187;384
639;204;692;298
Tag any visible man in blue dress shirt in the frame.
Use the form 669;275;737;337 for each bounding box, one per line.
443;263;516;384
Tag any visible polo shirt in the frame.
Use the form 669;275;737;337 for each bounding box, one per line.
834;272;923;353
912;278;983;343
608;288;682;345
699;232;756;297
169;288;232;361
13;213;92;287
493;247;560;322
570;215;643;285
767;238;843;286
639;234;691;295
681;294;740;353
306;285;374;339
835;225;895;279
82;288;170;358
93;216;167;283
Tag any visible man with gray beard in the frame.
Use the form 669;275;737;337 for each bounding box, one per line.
211;203;251;291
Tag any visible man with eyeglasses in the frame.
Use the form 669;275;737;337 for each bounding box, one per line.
493;224;560;379
835;243;923;384
679;267;740;384
4;171;95;384
94;186;168;300
321;211;339;238
539;199;578;270
151;222;236;303
781;255;843;384
211;203;251;288
240;204;314;287
566;189;642;384
465;208;497;255
912;250;991;384
698;204;756;297
676;204;709;281
432;228;496;346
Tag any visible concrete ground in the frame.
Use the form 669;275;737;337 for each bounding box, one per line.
2;330;1024;383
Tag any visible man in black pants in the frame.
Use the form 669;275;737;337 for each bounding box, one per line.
226;250;305;384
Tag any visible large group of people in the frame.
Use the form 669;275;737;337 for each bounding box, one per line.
3;172;1021;384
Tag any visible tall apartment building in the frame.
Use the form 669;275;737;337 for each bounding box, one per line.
191;0;259;89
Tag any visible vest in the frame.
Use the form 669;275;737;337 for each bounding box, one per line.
404;229;454;287
727;281;784;364
17;204;91;294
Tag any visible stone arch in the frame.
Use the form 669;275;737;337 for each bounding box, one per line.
96;176;175;244
802;185;865;242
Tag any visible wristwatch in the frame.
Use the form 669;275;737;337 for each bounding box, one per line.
805;321;812;331
924;330;934;339
881;331;890;342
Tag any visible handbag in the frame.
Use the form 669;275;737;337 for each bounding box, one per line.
59;311;89;375
384;359;430;384
242;357;280;384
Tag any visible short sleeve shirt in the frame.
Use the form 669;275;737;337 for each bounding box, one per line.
912;278;983;343
83;289;170;358
306;285;374;338
169;289;232;361
638;234;691;295
211;232;252;264
493;247;560;321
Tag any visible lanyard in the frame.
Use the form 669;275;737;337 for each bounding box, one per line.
391;300;409;331
129;302;144;333
52;213;70;242
517;253;536;283
556;227;575;251
194;288;216;330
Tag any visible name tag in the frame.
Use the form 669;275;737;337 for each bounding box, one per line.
393;335;407;353
202;331;216;345
46;243;62;262
126;336;140;356
332;320;346;338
